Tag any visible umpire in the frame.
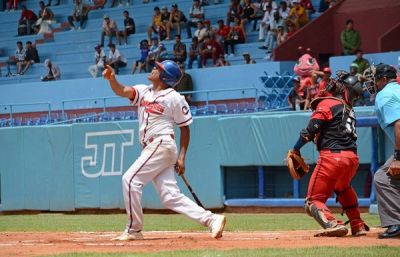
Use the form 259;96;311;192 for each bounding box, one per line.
364;64;400;239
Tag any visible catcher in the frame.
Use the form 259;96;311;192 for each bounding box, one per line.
287;71;369;237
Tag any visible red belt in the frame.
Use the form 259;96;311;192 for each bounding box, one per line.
143;134;174;148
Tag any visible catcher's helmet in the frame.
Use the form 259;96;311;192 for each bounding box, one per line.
155;60;182;87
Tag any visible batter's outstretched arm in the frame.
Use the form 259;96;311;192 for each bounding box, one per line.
103;65;135;99
175;125;190;175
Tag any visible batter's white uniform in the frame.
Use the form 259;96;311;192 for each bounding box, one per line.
122;84;216;234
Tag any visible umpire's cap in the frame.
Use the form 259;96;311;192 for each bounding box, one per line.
374;63;397;80
156;60;182;87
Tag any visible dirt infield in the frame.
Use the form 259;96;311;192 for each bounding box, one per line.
1;228;399;257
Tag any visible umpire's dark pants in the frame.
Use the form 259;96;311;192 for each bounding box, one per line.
374;155;400;227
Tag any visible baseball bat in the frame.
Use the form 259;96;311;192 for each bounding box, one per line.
180;174;205;208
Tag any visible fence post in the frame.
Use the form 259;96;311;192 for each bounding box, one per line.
258;166;264;198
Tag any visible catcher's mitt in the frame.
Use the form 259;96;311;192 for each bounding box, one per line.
286;149;310;179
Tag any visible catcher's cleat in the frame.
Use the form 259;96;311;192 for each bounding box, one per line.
314;225;348;237
351;223;370;237
210;214;226;239
112;231;144;241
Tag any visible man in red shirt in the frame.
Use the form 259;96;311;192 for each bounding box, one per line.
199;35;222;67
216;19;230;45
19;5;38;35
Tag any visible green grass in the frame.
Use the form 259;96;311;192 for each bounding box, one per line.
0;213;381;232
40;246;400;257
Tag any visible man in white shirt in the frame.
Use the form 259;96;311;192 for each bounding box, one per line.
193;20;209;43
107;43;127;75
258;4;274;41
102;60;226;241
100;15;121;47
6;41;26;76
186;0;204;38
88;44;106;78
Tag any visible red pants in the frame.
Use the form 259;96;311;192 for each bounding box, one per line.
307;150;364;230
8;0;18;10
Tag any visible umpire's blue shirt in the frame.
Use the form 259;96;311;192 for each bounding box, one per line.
375;81;400;144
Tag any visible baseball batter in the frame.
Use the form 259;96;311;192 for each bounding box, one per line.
103;60;226;241
290;72;369;237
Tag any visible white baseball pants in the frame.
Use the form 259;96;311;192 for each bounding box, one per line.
122;135;215;233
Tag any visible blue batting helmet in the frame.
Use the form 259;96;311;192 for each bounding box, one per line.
155;60;182;87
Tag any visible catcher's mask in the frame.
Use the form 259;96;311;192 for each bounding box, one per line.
364;63;397;94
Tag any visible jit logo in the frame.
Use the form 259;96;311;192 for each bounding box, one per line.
81;130;134;178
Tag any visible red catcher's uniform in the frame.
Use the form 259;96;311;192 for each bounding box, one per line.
305;97;365;234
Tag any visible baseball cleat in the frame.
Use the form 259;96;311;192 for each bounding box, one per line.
210;214;226;239
111;231;144;241
314;225;348;237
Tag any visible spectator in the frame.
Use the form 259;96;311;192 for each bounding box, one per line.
21;41;40;75
46;0;60;6
258;4;273;41
199;35;218;67
7;0;18;11
242;52;256;64
188;36;201;69
173;34;187;65
215;19;231;46
286;0;308;28
240;0;256;39
259;11;284;53
35;1;54;34
223;16;245;56
341;19;361;55
350;63;360;77
131;39;150;74
318;0;330;12
157;43;171;62
194;20;209;43
110;0;130;7
19;5;38;35
146;36;162;70
174;63;194;104
159;6;171;40
88;44;106;78
166;4;187;40
107;43;127;74
100;15;121;47
215;54;230;67
204;20;215;39
6;41;25;76
252;0;275;31
121;10;135;45
41;58;60;81
288;76;306;110
92;0;107;9
186;0;204;39
300;0;315;18
226;0;243;25
68;0;89;30
278;1;290;19
304;72;319;110
313;67;332;97
276;25;287;45
286;21;297;38
147;7;163;42
352;49;369;74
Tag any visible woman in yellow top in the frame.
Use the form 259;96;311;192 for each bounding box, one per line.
287;0;308;28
